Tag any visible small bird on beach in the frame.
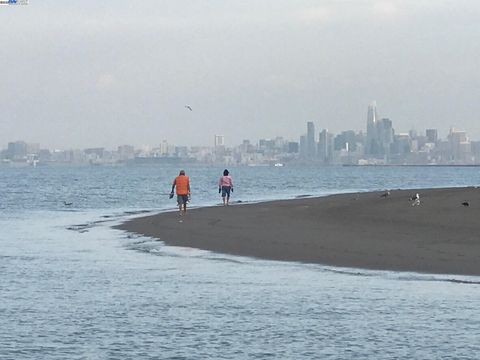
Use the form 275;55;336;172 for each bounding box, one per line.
185;105;193;111
410;193;420;206
462;201;469;207
63;201;73;206
380;190;391;198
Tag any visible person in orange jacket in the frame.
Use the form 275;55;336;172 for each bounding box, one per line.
170;170;191;215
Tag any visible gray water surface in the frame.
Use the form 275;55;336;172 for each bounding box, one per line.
1;165;479;359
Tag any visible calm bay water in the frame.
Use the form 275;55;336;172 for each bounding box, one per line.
1;164;479;359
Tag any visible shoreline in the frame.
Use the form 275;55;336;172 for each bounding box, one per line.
115;187;480;276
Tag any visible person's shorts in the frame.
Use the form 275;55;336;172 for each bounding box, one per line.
177;195;188;205
221;186;231;197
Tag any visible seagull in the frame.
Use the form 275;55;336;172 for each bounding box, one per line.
63;201;73;206
462;201;469;207
380;190;391;198
410;193;420;206
185;105;193;111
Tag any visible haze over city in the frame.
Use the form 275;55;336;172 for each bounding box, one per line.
1;0;479;148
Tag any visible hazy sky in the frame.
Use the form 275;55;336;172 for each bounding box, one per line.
1;0;479;148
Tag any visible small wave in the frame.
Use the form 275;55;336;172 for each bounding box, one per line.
201;255;247;265
123;210;152;215
395;274;480;285
67;210;154;233
66;219;110;232
310;264;480;285
442;278;480;285
67;223;92;232
0;255;37;261
321;267;376;277
295;194;313;199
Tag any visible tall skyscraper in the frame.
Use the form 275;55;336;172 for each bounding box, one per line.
214;135;225;147
318;129;333;164
299;135;307;158
448;128;469;162
306;121;316;158
377;118;394;160
366;101;379;155
426;129;438;144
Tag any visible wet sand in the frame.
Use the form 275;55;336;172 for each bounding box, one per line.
116;187;480;276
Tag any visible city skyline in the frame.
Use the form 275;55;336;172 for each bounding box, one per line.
2;101;477;152
3;104;480;167
1;1;480;148
2;121;477;154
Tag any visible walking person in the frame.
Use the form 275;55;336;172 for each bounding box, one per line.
218;169;233;206
171;170;190;215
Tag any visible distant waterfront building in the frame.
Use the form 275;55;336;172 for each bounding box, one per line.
426;129;438;144
318;129;333;164
392;133;411;158
84;148;105;158
288;142;299;153
306;122;316;158
377;118;394;160
448;128;469;163
365;101;379;156
214;135;225;147
239;139;253;153
273;136;285;150
7;141;27;160
409;129;418;140
38;149;52;162
26;143;40;155
299;135;307;158
470;141;480;164
214;134;226;162
159;140;169;155
259;138;276;151
118;145;135;160
334;130;357;152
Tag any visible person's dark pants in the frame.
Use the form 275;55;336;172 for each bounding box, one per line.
221;186;231;197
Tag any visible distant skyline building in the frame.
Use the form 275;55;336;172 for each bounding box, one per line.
365;101;379;156
7;141;27;160
377;118;394;160
448;128;469;162
426;129;438;144
160;140;169;155
334;130;357;152
299;135;307;158
318;129;333;164
117;145;135;160
306;121;316;158
288;141;299;153
214;135;225;147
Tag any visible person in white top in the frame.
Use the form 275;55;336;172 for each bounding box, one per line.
218;169;234;206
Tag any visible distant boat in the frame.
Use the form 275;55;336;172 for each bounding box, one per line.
274;163;284;167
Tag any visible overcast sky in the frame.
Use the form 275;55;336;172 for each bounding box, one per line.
1;0;479;148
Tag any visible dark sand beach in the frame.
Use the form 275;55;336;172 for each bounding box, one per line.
116;187;480;276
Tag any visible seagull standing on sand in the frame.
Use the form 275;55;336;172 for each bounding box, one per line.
185;105;193;111
380;190;391;198
410;193;420;206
